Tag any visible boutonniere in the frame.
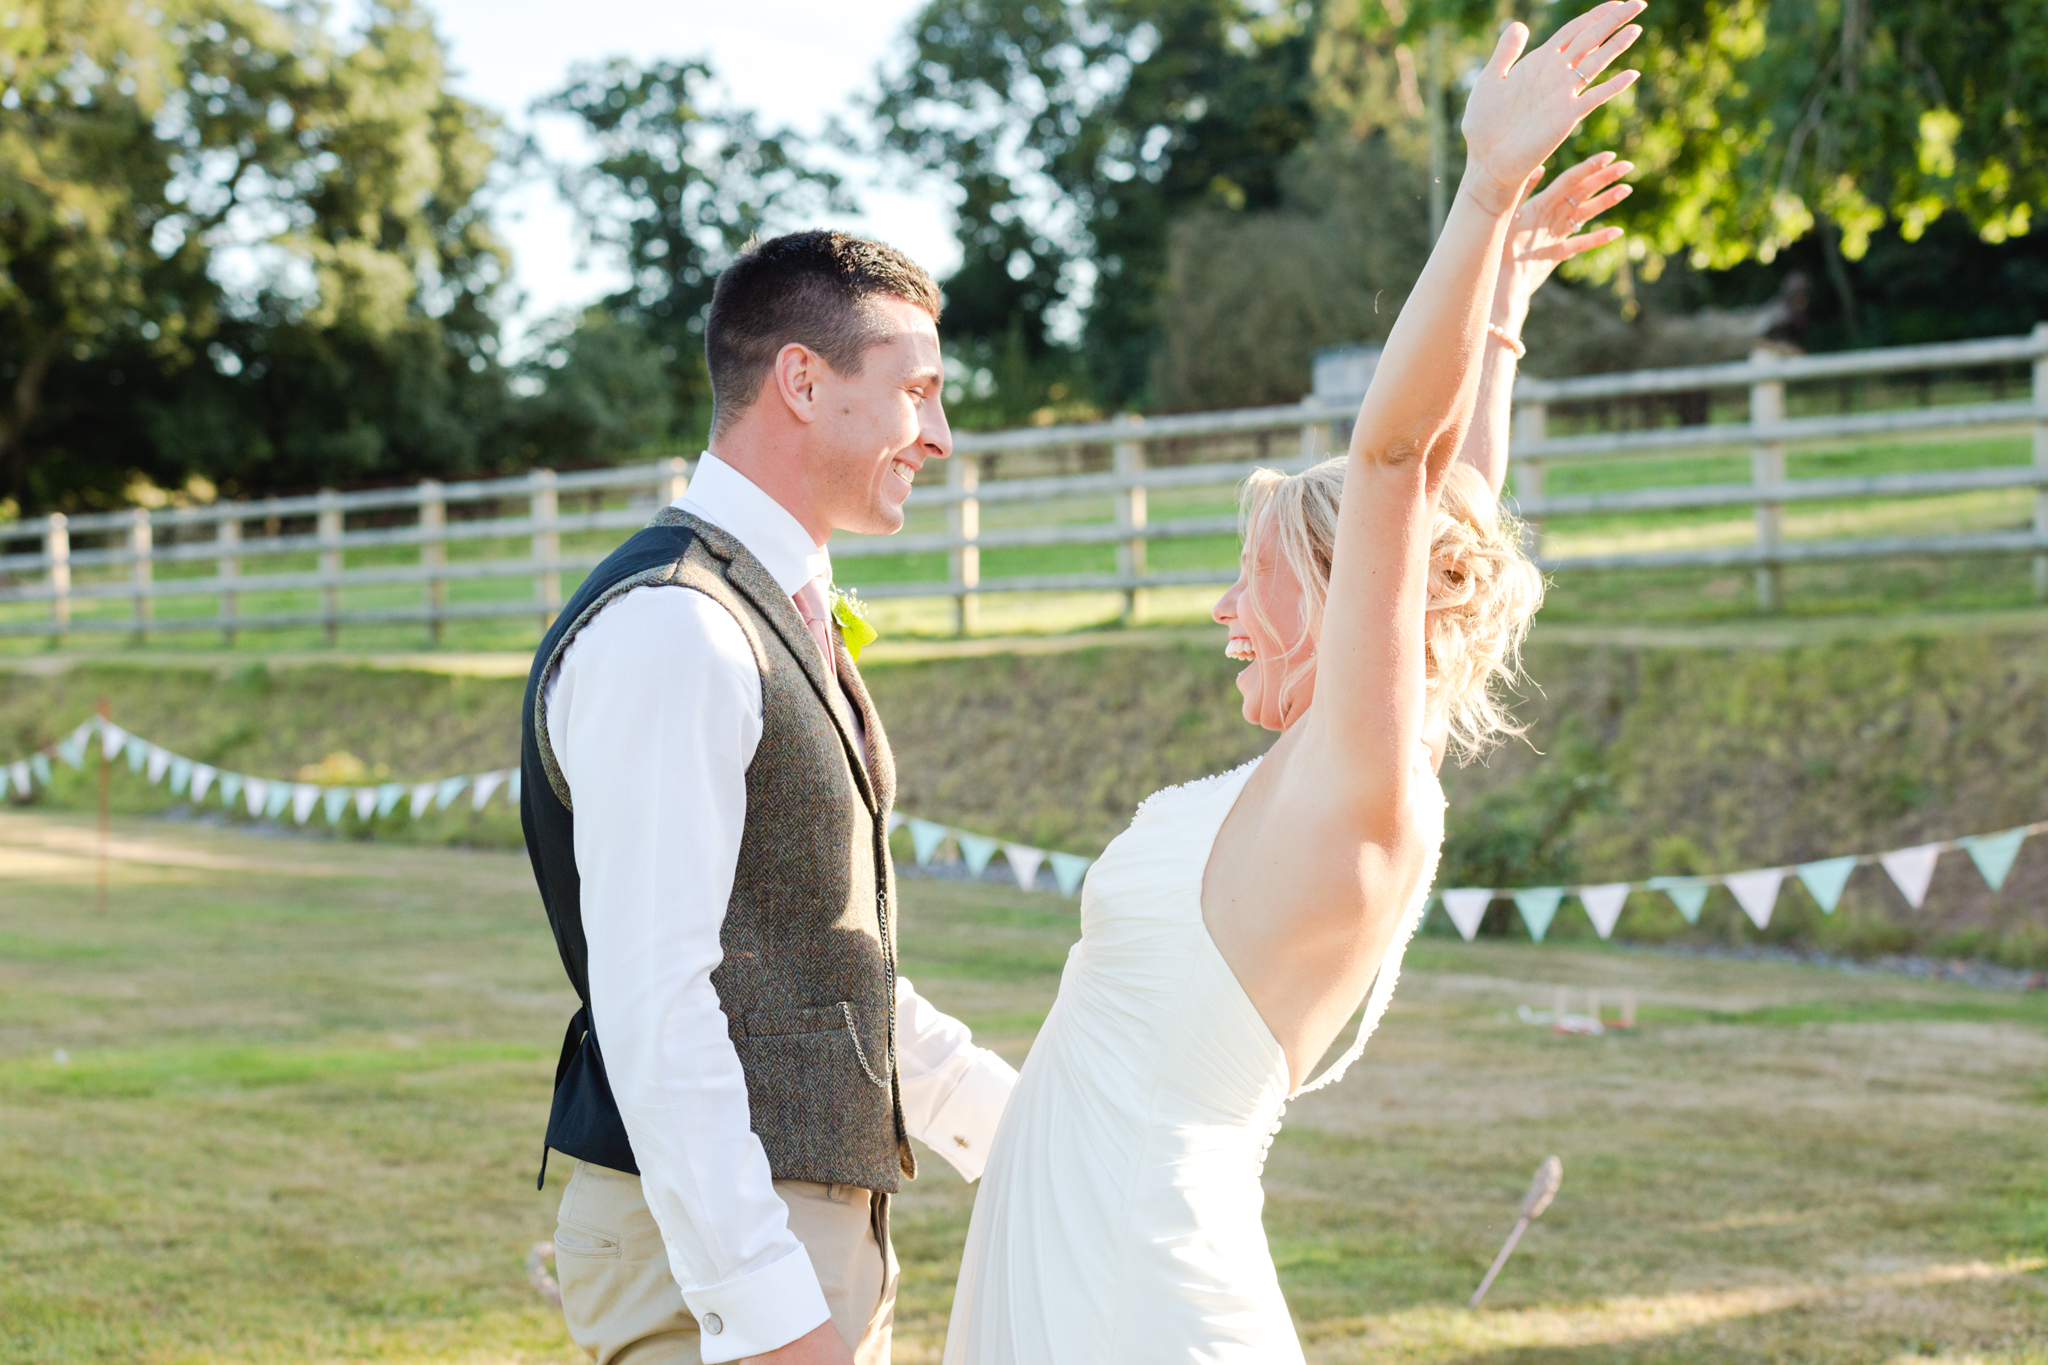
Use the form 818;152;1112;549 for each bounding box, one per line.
830;587;879;662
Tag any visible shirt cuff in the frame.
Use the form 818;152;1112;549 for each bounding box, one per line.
681;1242;830;1363
920;1049;1020;1182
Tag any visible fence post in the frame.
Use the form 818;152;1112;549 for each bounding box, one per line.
419;480;446;645
656;454;690;505
45;513;70;645
1512;400;1547;555
1114;417;1148;623
316;489;342;645
128;508;153;643
2033;322;2048;601
948;452;980;636
217;514;241;645
531;467;562;625
1748;347;1787;611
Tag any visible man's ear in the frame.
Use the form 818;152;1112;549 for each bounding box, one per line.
770;342;823;425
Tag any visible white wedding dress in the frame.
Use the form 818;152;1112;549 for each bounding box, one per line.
945;748;1445;1363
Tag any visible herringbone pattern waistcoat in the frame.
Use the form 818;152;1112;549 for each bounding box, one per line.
521;508;913;1192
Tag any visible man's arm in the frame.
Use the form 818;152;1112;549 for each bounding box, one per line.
551;587;837;1364
893;976;1018;1180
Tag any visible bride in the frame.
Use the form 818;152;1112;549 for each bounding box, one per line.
943;4;1645;1359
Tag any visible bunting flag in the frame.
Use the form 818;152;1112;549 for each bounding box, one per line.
353;787;379;821
375;783;406;818
434;776;469;811
956;832;998;877
1578;883;1631;940
1440;889;1494;942
470;771;507;812
0;768;10;800
908;818;949;867
191;765;218;803
323;788;351;825
1513;888;1565;943
145;745;172;785
506;770;522;805
243;777;270;818
218;772;244;808
1049;851;1092;897
1880;844;1940;909
56;730;89;770
1003;844;1045;891
10;760;31;793
99;723;127;761
1796;855;1859;913
1648;876;1711;925
1725;867;1786;930
886;812;906;834
168;756;194;796
1960;829;2026;891
410;782;435;818
124;737;148;774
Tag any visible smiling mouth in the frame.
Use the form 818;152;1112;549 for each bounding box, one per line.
1225;638;1256;662
889;455;920;486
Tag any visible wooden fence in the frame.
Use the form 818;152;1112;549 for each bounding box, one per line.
3;325;2045;642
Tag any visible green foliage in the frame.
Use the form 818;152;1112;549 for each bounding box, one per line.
1;0;519;508
875;0;1323;409
536;57;848;437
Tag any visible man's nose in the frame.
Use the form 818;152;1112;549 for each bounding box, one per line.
923;398;954;460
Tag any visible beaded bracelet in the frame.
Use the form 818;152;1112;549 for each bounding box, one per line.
1486;323;1527;359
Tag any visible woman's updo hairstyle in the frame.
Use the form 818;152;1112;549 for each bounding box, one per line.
1237;457;1545;762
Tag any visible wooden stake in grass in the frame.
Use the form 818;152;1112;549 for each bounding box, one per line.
1468;1155;1563;1309
95;696;112;915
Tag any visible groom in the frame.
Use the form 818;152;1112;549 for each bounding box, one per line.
520;230;1017;1365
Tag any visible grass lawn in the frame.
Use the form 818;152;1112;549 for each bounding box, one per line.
3;809;2045;1363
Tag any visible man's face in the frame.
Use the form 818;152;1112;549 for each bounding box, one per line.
803;297;951;536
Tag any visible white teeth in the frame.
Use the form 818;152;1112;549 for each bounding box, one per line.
1225;640;1256;661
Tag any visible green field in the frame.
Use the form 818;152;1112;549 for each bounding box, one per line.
2;422;2042;658
3;809;2045;1363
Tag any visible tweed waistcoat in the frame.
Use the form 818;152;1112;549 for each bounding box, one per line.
519;507;913;1193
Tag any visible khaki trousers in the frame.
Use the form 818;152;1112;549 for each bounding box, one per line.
553;1160;897;1364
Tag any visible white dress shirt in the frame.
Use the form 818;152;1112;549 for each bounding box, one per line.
543;452;1017;1362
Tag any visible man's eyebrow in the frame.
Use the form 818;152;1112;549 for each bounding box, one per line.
903;364;944;384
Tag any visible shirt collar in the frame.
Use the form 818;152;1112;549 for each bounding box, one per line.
675;451;832;596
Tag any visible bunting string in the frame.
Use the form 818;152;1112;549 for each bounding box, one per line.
1431;818;2048;943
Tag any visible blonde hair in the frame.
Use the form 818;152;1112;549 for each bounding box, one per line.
1238;458;1545;762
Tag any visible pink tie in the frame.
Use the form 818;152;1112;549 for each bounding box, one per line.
791;577;836;676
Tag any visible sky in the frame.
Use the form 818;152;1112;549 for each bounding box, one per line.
373;0;955;353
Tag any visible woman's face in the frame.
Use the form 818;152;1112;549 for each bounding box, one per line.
1213;516;1315;731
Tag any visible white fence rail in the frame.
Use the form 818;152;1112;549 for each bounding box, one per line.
3;325;2046;642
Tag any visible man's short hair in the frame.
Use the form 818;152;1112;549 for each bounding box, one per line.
705;230;942;436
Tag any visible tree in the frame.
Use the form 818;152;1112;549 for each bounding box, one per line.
876;0;1323;411
1;0;513;510
536;58;848;440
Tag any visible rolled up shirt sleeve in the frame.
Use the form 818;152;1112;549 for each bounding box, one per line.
549;585;829;1362
893;975;1019;1182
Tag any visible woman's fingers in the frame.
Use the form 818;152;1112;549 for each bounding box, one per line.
1572;23;1644;86
1485;20;1531;80
1577;67;1640;111
1572;182;1633;224
1555;225;1625;260
1543;0;1629;56
1558;0;1646;62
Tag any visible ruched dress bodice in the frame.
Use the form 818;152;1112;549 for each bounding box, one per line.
945;752;1444;1363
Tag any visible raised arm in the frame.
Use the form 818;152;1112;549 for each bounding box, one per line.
1305;0;1644;824
1460;152;1635;496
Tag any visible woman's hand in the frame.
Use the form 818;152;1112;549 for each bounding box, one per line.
1493;151;1634;326
1460;0;1644;215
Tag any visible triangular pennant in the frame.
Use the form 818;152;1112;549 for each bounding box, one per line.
1440;889;1493;942
99;722;127;761
908;818;949;867
1649;876;1711;924
243;777;269;817
56;734;85;769
1725;867;1786;929
410;783;435;818
167;757;194;796
124;737;148;774
291;784;320;824
886;811;906;834
434;776;469;811
0;766;9;800
1795;855;1858;913
322;788;350;825
30;753;51;788
375;783;405;818
1959;829;2026;892
191;765;218;804
145;745;172;785
1879;844;1940;909
1513;888;1565;943
264;783;293;820
957;832;998;876
217;772;243;808
1002;844;1045;892
1577;883;1631;940
353;788;378;821
1048;851;1092;897
471;771;507;811
10;760;30;794
506;769;521;805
